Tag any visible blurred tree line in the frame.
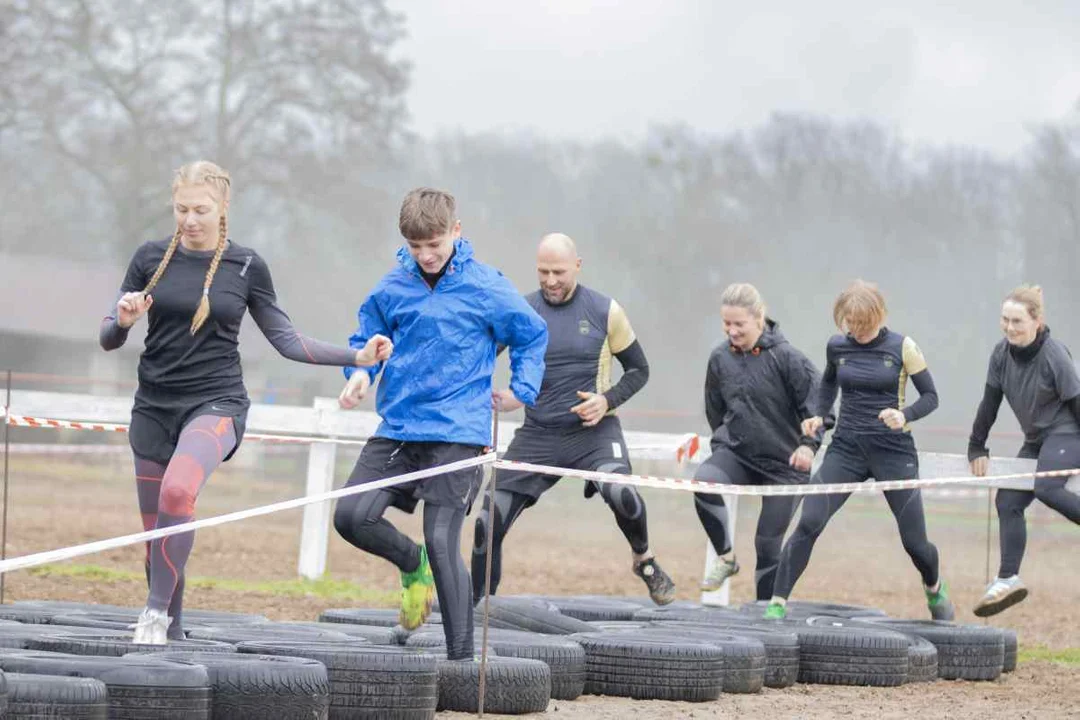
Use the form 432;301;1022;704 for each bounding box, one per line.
2;0;1078;444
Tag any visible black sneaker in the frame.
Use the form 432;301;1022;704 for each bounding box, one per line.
633;558;676;606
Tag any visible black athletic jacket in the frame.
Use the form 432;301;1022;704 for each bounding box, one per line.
704;319;832;481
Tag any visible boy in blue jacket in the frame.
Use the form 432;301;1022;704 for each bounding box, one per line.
333;188;548;661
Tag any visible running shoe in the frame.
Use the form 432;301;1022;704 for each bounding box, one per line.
400;544;436;630
926;579;956;621
700;556;741;591
633;557;676;605
131;607;171;645
973;576;1028;618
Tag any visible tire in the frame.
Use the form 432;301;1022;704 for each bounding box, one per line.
631;607;750;624
1001;628;1018;673
237;640;438;719
131;651;330;720
789;625;909;686
613;627;766;694
740;600;886;619
28;634;237;658
586;621;651;633
0;605;60;624
275;623;397;646
804;616;938;684
480;598;595;635
180;611;268;626
318;609;441;628
0;624;127;650
435;656;550;714
864;619;1004;681
569;633;725;702
0;651;212;719
187;625;354;644
407;629;586;700
5;672;108;718
49;614;149;632
537;597;643;622
661;622;800;689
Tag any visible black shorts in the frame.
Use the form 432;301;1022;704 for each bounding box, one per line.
129;386;249;466
693;447;809;487
496;416;630;501
343;437;486;513
815;431;919;484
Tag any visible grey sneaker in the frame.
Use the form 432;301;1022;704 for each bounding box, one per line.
973;576;1028;618
633;558;676;606
131;607;171;645
700;557;740;591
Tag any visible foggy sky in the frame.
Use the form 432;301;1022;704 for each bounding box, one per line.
392;0;1080;155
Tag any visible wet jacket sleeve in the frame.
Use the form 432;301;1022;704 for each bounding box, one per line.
900;337;939;422
346;289;391;382
247;255;357;367
968;383;1004;461
100;245;147;351
486;276;548;406
704;353;727;432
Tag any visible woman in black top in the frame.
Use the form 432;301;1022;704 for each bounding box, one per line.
968;285;1080;617
101;161;390;644
766;280;954;621
693;283;828;601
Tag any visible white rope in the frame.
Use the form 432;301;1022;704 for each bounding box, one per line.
492;459;1080;497
0;452;495;575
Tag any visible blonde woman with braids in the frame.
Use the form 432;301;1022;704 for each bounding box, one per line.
100;161;391;645
968;286;1080;616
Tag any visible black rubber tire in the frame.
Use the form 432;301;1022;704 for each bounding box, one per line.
864;619;1004;681
0;624;127;650
631;606;751;624
407;629;586;700
0;651;212;719
179;611;268;626
131;651;331;720
611;627;765;694
275;623;397;646
435;656;550;714
538;597;643;622
569;632;725;702
804;616;938;684
660;622;800;689
789;625;909;686
236;640;438;719
585;621;652;633
1002;628;1018;673
740;600;887;619
318;609;441;628
28;633;237;657
480;598;595;635
5;672;108;718
187;625;354;644
0;606;60;624
48;614;151;632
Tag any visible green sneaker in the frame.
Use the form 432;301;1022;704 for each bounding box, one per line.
926;580;955;621
700;557;740;591
399;545;435;630
763;602;787;620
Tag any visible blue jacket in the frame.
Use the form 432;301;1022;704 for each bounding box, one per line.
345;238;548;446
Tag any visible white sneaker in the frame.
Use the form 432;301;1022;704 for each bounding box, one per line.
973;576;1028;618
131;607;172;645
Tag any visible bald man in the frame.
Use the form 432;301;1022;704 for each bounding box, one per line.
472;233;675;605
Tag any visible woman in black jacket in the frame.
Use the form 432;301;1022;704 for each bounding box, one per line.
694;283;828;601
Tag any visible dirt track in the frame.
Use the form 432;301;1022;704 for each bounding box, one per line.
3;447;1079;718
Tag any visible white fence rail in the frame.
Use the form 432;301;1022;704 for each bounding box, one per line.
4;390;1075;607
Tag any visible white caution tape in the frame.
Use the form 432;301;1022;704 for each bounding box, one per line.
492;459;1080;497
0;452;495;575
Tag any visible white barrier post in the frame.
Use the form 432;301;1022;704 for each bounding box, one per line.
700;493;737;607
297;397;339;580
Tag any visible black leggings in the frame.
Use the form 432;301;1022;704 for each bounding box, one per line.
470;470;649;603
772;433;940;600
692;449;802;601
996;434;1080;577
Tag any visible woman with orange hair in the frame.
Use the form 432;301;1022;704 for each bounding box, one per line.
764;280;954;621
100;161;391;644
968;285;1080;617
